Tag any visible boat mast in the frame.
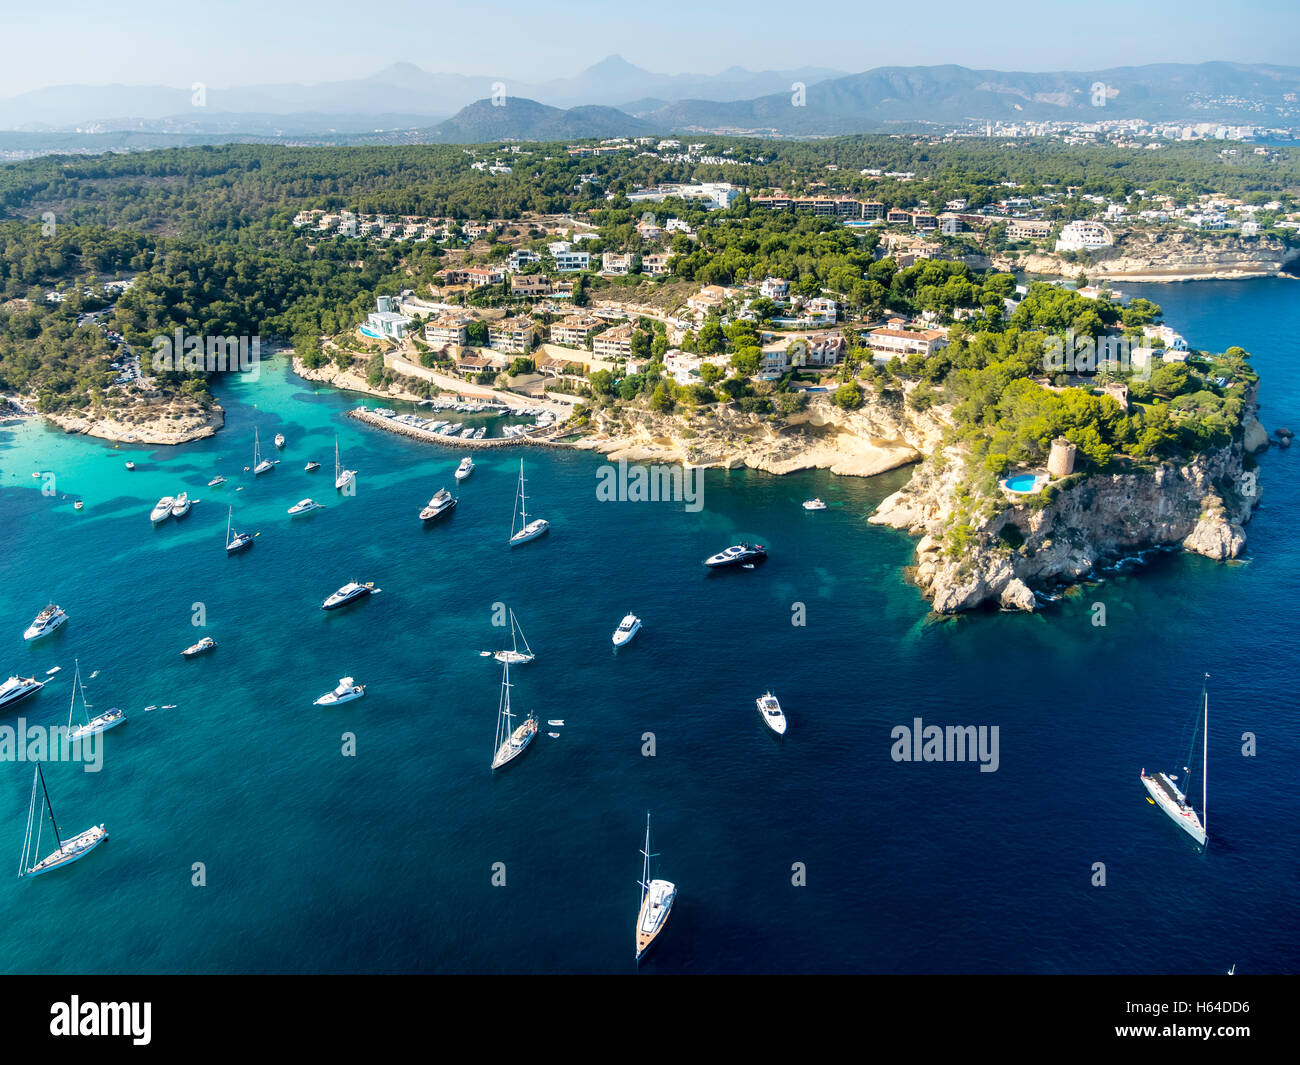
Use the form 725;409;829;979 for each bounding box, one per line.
254;427;260;466
495;658;513;753
65;659;79;729
226;506;232;545
36;762;63;853
639;812;652;907
1202;673;1209;835
518;459;528;526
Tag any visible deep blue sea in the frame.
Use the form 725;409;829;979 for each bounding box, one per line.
0;278;1296;974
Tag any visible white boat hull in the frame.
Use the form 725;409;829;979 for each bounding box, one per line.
24;825;108;877
70;711;126;741
509;519;549;546
1141;770;1206;845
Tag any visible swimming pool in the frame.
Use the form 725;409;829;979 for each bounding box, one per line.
1003;473;1041;493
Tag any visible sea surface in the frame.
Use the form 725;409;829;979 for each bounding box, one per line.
0;278;1296;974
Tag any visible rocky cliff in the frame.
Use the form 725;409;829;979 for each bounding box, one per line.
573;386;949;477
870;412;1266;614
1003;230;1296;282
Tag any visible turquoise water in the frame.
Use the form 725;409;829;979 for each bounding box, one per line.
0;278;1297;974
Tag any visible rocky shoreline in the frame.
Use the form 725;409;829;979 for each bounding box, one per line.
42;400;225;445
571;386;945;478
869;395;1268;615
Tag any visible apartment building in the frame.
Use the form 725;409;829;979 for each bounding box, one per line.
425;314;474;347
866;326;949;359
488;317;536;355
592;323;635;359
550;314;604;347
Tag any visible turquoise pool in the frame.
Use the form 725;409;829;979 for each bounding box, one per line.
1004;473;1041;493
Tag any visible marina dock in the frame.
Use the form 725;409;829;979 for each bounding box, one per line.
346;407;578;450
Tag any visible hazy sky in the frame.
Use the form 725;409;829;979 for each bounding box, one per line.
3;0;1298;97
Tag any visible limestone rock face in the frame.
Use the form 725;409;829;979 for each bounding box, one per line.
1000;231;1293;282
871;426;1261;614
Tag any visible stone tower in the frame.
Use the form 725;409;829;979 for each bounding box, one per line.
1047;437;1077;479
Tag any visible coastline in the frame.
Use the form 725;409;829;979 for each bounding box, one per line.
40;400;225;445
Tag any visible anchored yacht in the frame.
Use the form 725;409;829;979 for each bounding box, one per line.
322;581;379;610
704;543;767;568
314;677;366;706
288;498;325;516
0;675;45;711
170;492;192;518
181;636;217;657
612;614;642;647
23;604;68;642
455;457;475;481
756;691;788;735
420;488;457;521
802;498;827;511
635;813;676;962
150;496;176;523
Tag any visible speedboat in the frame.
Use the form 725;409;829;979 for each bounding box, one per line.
125;461;135;471
419;488;457;521
181;636;217;657
23;604;68;641
322;581;379;610
704;543;767;568
314;677;366;706
73;499;84;510
0;675;45;711
208;475;226;487
455;457;475;481
288;498;325;516
802;498;827;511
170;492;192;518
612;614;642;647
756;691;787;735
150;496;175;523
274;433;286;449
70;706;126;741
304;461;321;473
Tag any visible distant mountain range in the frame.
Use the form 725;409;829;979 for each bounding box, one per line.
0;55;843;132
2;59;1299;148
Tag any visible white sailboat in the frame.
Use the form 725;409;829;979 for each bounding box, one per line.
1141;673;1209;847
635;812;676;962
508;458;549;546
492;608;535;664
253;427;274;475
225;505;253;554
18;762;108;878
66;658;126;741
490;657;538;770
334;437;356;491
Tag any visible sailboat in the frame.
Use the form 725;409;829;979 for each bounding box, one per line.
66;659;125;741
17;763;108;878
225;506;254;555
508;458;549;546
635;812;677;962
492;608;535;664
490;657;537;770
1141;673;1209;847
334;437;357;491
253;427;274;475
